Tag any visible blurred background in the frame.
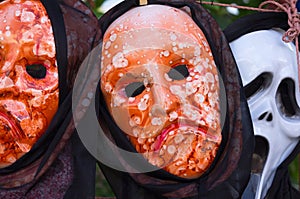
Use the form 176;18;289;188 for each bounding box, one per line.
81;0;300;197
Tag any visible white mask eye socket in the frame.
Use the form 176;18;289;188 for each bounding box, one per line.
276;78;300;117
244;72;273;100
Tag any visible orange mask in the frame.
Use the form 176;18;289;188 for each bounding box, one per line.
101;5;221;179
0;0;58;167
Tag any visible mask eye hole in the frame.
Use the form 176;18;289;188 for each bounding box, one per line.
244;72;272;99
276;78;300;117
125;82;145;97
26;64;47;79
167;64;189;80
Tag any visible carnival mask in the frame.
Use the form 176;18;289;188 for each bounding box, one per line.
230;29;300;198
0;0;58;167
101;5;221;179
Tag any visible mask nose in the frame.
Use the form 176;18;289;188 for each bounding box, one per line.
144;62;180;114
150;83;181;113
258;111;273;122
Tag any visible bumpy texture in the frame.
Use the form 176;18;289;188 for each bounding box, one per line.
0;0;59;168
0;0;100;198
101;5;222;179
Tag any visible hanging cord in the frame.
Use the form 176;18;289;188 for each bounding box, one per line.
260;0;300;43
198;0;300;89
260;0;300;91
197;0;280;12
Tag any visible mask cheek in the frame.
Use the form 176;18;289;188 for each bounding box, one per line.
108;90;132;134
34;92;59;123
19;112;47;139
0;44;19;73
111;88;164;137
111;107;132;136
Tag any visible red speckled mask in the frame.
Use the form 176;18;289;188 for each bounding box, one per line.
101;5;221;179
0;0;58;167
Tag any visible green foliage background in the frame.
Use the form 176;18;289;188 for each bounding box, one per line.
83;0;300;196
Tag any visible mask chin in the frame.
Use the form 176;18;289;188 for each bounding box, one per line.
242;136;269;199
252;136;269;174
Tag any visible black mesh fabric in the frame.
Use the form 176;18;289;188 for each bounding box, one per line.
96;0;255;198
224;11;300;199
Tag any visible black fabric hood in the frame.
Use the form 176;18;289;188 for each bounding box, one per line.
95;0;255;198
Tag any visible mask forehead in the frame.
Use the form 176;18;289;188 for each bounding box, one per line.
0;0;58;167
101;5;212;75
230;30;298;86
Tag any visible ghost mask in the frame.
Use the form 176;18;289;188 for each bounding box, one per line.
100;4;222;179
230;29;300;199
0;0;58;168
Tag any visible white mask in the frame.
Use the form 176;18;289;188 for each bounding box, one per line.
230;29;300;199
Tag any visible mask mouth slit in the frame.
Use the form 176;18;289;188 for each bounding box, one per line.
251;136;269;174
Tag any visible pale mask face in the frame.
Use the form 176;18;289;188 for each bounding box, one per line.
100;5;222;179
230;29;300;199
0;0;59;167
